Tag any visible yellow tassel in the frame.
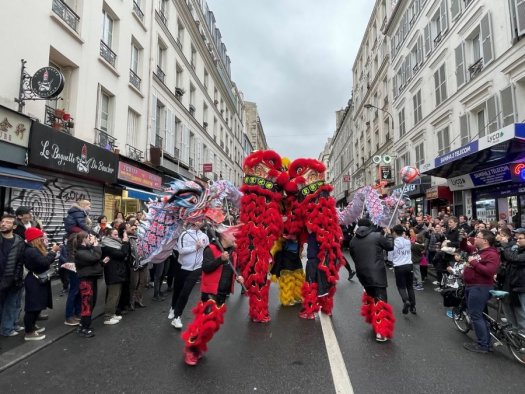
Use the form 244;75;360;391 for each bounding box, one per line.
279;270;296;306
292;269;305;302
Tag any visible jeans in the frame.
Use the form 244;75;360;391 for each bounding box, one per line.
504;293;525;331
65;271;81;319
413;264;422;285
394;264;416;307
465;285;492;349
0;287;23;335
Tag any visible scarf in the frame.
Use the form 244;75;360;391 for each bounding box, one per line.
101;236;122;250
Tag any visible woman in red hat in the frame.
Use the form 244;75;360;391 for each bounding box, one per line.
23;227;60;340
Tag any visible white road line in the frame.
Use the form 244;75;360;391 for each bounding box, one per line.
319;313;355;394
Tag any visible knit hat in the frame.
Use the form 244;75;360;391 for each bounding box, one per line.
25;227;44;242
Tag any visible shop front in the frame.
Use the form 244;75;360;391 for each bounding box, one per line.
109;160;163;218
391;176;432;215
8;122;118;242
421;123;525;226
0;105;47;213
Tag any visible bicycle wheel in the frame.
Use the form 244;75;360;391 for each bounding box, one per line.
507;330;525;365
452;307;471;333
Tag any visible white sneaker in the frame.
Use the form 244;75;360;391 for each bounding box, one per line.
171;317;183;329
112;315;123;321
104;317;120;325
168;308;175;320
35;325;46;333
432;281;439;285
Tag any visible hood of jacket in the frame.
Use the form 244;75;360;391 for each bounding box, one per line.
355;226;374;238
101;236;122;249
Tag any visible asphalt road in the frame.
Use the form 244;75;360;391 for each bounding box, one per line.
1;256;525;393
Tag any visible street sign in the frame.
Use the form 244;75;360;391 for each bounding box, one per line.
380;166;392;180
203;163;213;172
343;175;351;182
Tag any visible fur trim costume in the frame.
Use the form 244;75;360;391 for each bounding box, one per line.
236;150;287;323
360;292;396;339
286;158;343;319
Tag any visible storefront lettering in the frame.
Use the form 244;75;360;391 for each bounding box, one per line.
438;145;472;165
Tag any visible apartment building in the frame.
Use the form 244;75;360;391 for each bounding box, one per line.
244;101;269;152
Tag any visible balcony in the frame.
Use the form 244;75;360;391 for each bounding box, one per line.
157;10;168;26
52;0;80;32
189;104;196;116
132;1;144;22
155;65;166;83
95;128;117;150
433;31;443;46
100;40;117;67
468;58;484;80
173;147;180;159
155;134;163;149
126;144;144;162
129;69;141;90
44;105;72;135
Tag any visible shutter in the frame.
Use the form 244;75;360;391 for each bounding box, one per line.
405;56;411;81
196;138;203;173
7;172;104;245
183;126;190;164
424;23;432;55
150;93;157;146
486;95;498;133
440;65;447;101
455;42;465;88
481;13;493;65
500;85;515;126
165;109;175;155
440;0;448;32
451;0;461;20
459;114;470;145
516;0;525;37
434;69;440;105
417;35;424;65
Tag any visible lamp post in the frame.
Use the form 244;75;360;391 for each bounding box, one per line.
363;103;394;127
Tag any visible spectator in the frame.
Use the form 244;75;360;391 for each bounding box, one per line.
0;214;26;337
23;228;59;340
13;206;41;239
425;222;445;271
391;225;417;314
462;230;501;353
412;233;425;290
114;211;125;221
63;200;94;235
414;216;428;234
168;220;209;328
92;215;111;238
459;215;472;233
116;223;132;315
101;228;130;325
128;224;147;309
75;232;105;338
62;233;81;326
501;228;525;331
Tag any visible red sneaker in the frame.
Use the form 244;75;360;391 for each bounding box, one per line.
184;349;199;366
299;311;315;320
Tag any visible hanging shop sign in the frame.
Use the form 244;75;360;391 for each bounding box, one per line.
448;163;512;191
203;163;213;172
380;166;392;180
0;105;31;148
30;67;64;99
118;162;162;189
343;175;351;182
29;122;117;183
511;162;525;182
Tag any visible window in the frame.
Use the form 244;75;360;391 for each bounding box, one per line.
437;126;450;155
203;69;209;89
177;20;184;48
102;10;114;47
191;45;197;70
473;96;499;138
175;63;183;88
460;113;470;145
396;152;411;178
455;42;466;88
159;0;169;23
434;63;447;106
431;0;448;46
126;108;139;148
157;41;166;74
203;103;208;128
512;0;525;39
130;43;139;73
415;142;424;167
477;108;486;138
413;90;422;124
500;86;516;126
155;99;166;148
398;108;406;137
98;89;112;133
451;0;473;21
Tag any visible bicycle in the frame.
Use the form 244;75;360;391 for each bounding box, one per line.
451;289;525;365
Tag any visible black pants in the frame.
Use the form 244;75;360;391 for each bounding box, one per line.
59;267;70;290
166;252;180;289
79;278;98;329
364;286;388;302
171;268;202;317
420;266;428;281
24;310;40;333
394;264;415;307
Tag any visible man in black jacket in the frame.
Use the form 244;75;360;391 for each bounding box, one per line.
349;218;395;342
502;228;525;331
13;206;41;240
0;214;26;337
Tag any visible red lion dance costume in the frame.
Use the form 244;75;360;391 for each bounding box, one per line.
286;158;343;319
236;150;287;323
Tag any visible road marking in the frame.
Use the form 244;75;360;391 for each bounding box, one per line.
319;313;354;394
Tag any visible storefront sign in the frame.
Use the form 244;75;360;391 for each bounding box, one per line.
118;162;162;189
478;124;515;150
434;141;478;167
31;67;65;99
203;163;213;172
426;187;439;200
29;122;117;183
470;164;511;187
511;162;525;182
448;174;475;191
0;105;31;148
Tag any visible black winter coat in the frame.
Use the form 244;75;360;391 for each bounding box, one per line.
75;245;103;279
23;245;56;312
101;240;130;285
349;226;394;288
0;234;26;291
503;245;525;293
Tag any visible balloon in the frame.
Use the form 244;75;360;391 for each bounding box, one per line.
400;166;419;184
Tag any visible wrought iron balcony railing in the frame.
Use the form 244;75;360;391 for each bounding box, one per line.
52;0;80;32
126;144;144;161
129;69;141;90
44;105;72;135
133;1;144;22
100;40;117;67
468;58;484;80
95;128;117;150
155;65;166;83
157;10;168;26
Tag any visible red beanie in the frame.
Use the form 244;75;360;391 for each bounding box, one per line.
25;227;44;243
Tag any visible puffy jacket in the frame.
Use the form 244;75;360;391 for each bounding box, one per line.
349;226;394;288
75;245;103;279
0;234;26;290
101;238;130;285
63;204;92;234
503;245;525;292
463;246;500;286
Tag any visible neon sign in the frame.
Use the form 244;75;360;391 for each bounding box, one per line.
512;163;525;181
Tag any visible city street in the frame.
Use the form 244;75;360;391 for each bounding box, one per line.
1;256;524;394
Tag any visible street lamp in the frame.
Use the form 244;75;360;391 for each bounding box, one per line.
363;103;394;127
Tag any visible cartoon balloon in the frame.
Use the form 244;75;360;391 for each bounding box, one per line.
399;166;420;184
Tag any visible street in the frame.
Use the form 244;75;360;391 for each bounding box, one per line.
1;257;525;394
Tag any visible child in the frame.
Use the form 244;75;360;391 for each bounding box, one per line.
63;200;94;235
411;233;425;290
444;249;466;318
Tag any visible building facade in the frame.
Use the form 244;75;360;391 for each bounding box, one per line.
244;101;269;152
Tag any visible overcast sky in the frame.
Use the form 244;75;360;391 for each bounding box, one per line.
206;0;375;160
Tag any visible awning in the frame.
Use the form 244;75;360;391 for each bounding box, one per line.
420;123;525;178
0;166;47;190
119;185;159;201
